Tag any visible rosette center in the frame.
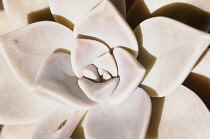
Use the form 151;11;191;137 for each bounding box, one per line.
71;38;145;104
82;51;118;83
78;51;119;102
71;39;121;102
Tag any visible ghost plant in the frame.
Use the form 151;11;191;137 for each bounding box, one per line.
0;0;210;139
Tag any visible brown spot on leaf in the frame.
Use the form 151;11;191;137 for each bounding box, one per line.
14;39;19;44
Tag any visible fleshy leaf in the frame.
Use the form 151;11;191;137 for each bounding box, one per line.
34;52;97;110
0;124;36;139
32;105;81;139
3;0;53;29
74;0;138;57
0;55;57;125
71;39;109;78
135;17;210;97
83;87;151;139
49;0;126;30
0;21;75;88
109;48;146;104
0;11;13;35
93;52;118;77
78;78;119;102
146;85;210;139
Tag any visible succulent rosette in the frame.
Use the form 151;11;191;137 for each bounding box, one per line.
0;0;210;139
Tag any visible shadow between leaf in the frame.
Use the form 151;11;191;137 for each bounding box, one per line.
135;27;157;84
27;7;55;24
53;14;74;30
146;97;165;139
151;3;210;32
126;0;150;29
127;1;210;31
54;48;71;54
125;0;136;12
71;114;86;139
183;72;210;110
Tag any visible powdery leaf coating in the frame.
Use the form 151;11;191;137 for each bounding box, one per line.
135;17;210;97
32;105;78;139
109;48;146;104
1;1;209;139
78;78;119;102
74;0;138;57
0;21;75;88
146;85;210;139
34;52;97;110
3;0;51;29
0;124;35;139
0;55;57;125
49;0;126;29
0;11;13;36
93;52;118;77
84;87;151;139
71;39;109;78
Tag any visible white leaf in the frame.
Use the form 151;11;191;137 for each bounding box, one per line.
74;0;138;57
135;17;210;97
84;87;151;139
0;21;75;88
34;52;97;110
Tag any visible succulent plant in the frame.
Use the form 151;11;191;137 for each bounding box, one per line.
0;0;209;139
